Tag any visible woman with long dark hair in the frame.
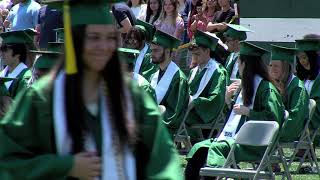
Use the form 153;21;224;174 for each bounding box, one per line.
295;39;320;130
143;0;162;24
269;45;309;142
184;42;284;180
0;1;183;179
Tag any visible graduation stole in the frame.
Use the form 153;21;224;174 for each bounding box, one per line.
53;72;136;180
229;53;240;79
0;63;28;90
133;43;149;77
150;61;179;104
189;59;218;102
305;73;320;96
287;74;296;88
133;72;147;87
217;75;263;141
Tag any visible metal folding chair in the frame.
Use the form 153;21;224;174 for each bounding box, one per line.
174;97;225;154
277;99;320;175
200;121;280;180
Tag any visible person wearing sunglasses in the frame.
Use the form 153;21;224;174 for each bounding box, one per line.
0;29;35;119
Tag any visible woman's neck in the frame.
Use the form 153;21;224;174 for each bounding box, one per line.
152;10;158;15
221;5;230;12
132;2;140;7
207;8;215;15
166;11;174;16
82;70;102;104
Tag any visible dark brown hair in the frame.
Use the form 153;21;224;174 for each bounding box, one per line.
239;54;271;106
54;25;135;153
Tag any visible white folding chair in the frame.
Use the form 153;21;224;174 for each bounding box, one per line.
200;121;279;180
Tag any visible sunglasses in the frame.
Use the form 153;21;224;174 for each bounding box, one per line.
0;44;12;52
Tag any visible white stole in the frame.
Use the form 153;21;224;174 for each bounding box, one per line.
305;79;315;96
150;61;179;104
0;63;28;89
226;52;235;67
217;75;263;141
133;43;149;77
53;72;136;180
189;59;218;102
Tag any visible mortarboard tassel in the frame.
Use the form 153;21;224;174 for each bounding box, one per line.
63;0;77;74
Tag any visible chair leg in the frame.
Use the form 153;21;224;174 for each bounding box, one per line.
309;146;320;176
278;147;292;180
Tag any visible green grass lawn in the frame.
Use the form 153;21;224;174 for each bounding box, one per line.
179;148;320;179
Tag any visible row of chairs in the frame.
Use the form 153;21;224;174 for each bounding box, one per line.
179;99;319;179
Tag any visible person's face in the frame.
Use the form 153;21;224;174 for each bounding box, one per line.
207;0;217;8
237;58;245;77
125;33;142;49
297;51;310;70
191;47;208;65
151;43;166;64
196;6;203;14
82;25;117;73
164;0;175;14
225;37;238;52
218;0;228;7
150;0;160;12
0;45;18;66
269;60;283;81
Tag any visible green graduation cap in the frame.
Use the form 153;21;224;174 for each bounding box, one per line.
47;42;64;53
190;30;219;51
118;48;140;64
223;24;251;41
43;0;114;26
295;39;320;51
53;28;64;42
0;29;37;44
30;50;62;69
240;42;269;57
136;19;156;42
152;30;181;49
271;45;296;63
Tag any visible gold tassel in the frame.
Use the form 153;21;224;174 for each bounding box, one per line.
63;0;77;74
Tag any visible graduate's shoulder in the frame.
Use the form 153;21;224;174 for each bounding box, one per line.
27;74;54;99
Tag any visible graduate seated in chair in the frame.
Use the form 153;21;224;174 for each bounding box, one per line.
0;29;35;98
0;29;35;119
295;39;320;132
149;30;189;136
224;24;251;81
124;20;158;81
269;45;309;142
118;47;157;102
186;30;227;142
184;42;285;180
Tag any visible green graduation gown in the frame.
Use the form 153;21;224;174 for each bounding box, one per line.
308;74;320;130
186;62;227;139
187;80;285;167
157;70;189;135
0;68;31;98
0;75;183;180
279;76;309;142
